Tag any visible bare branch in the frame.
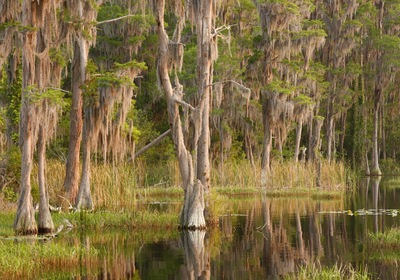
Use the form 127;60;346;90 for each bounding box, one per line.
44;87;71;94
209;80;251;93
173;98;196;111
96;14;136;26
133;129;171;159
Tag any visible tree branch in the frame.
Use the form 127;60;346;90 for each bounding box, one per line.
133;129;171;159
96;14;136;26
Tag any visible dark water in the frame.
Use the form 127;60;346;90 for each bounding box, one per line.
48;177;400;279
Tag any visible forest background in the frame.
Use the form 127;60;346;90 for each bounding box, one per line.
0;0;399;234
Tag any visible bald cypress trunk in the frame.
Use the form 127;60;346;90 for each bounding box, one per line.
154;0;206;229
371;89;382;175
15;99;37;234
64;40;85;203
294;119;303;162
14;0;39;235
37;125;54;234
75;111;94;210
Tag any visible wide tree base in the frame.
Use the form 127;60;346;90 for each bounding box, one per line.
14;206;38;236
180;181;207;230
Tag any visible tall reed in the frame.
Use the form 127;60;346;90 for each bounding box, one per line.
211;159;351;190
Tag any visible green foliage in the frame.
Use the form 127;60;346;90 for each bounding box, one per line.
28;88;67;107
114;60;147;71
266;79;296;95
49;47;69;68
292;29;327;40
97;3;127;21
0;64;22;143
0;20;36;32
293;94;314;106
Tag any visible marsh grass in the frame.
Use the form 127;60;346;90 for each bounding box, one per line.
285;263;370;280
212;159;351;190
368;228;400;250
25;157;350;212
0;212;14;237
50;209;179;230
0;240;99;279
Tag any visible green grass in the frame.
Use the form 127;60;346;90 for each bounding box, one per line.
368;228;400;249
285;263;371;280
0;240;98;279
367;228;400;261
56;209;180;230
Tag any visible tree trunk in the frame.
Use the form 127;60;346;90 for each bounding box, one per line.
14;107;37;234
310;117;323;162
37;125;54;234
196;0;213;191
371;88;382;175
294;119;303;162
261;114;272;189
326;107;334;163
64;40;85;203
75;116;93;210
154;0;206;229
14;0;38;235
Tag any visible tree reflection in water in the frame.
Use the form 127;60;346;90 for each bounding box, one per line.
29;177;400;279
180;231;210;280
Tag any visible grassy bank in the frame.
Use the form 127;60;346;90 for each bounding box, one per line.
0;158;351;213
0;240;99;279
285;263;371;280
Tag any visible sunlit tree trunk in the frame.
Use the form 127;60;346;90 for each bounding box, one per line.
371;89;382;175
196;0;213;191
294;119;303;162
14;0;38;235
37;125;54;234
154;0;206;229
75;110;94;210
261;121;272;189
309;117;323;162
64;40;85;203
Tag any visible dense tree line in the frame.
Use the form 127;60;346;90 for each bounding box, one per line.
0;0;399;234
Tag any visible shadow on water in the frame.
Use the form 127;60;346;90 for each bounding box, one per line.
20;176;400;279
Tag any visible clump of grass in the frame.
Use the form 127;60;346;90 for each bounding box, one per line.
0;241;98;279
368;228;400;251
52;209;179;230
285;263;370;280
0;212;15;237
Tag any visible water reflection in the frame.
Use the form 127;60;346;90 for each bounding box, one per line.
180;231;210;279
36;177;400;279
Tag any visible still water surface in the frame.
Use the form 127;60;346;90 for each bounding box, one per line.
45;177;400;279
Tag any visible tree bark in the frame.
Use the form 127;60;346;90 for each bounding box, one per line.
309;117;324;162
196;0;213;191
294;119;303;162
326;103;334;163
14;0;38;235
37;125;54;234
371;88;382;175
154;0;206;229
75;117;93;210
261;107;272;189
64;40;85;203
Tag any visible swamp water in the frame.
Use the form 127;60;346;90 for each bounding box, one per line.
9;177;400;279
